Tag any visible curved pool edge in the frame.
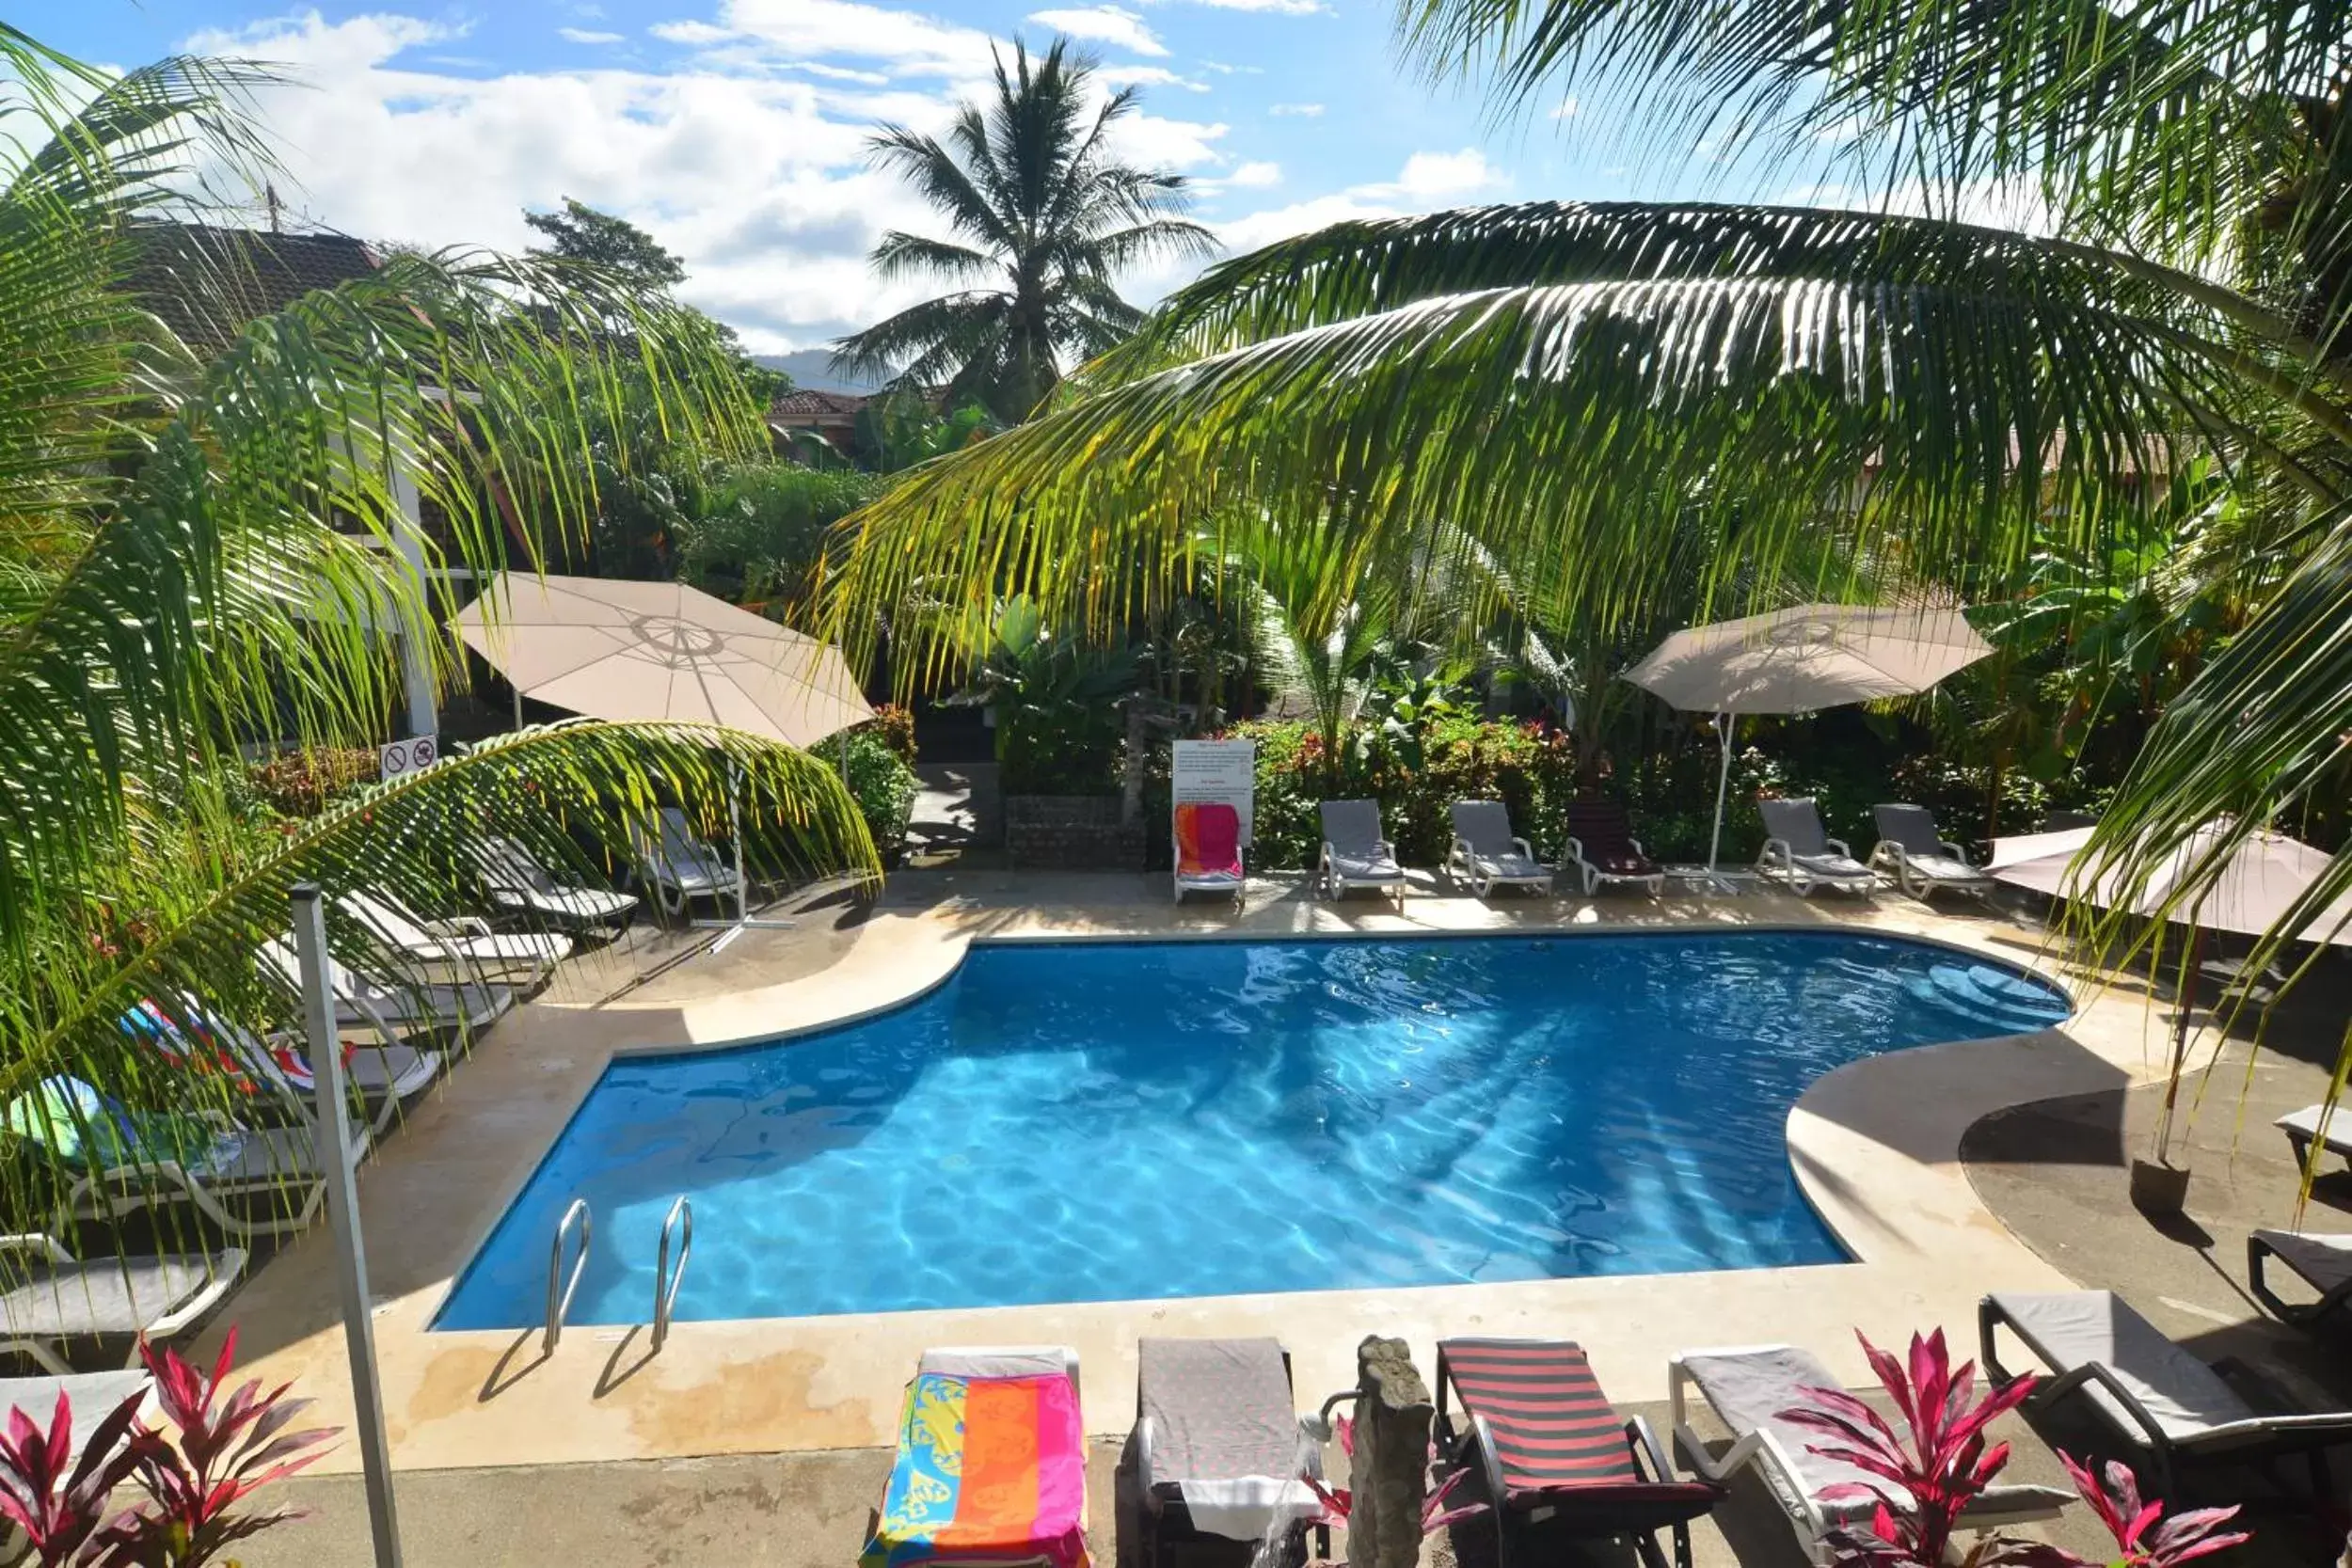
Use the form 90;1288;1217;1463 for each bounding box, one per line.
205;895;2169;1477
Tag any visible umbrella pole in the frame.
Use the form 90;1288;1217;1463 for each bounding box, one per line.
1708;713;1735;876
696;758;796;952
2156;923;2204;1164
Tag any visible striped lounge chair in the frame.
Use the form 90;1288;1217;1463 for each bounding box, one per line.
1435;1338;1722;1568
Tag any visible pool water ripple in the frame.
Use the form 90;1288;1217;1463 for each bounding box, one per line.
434;930;2069;1328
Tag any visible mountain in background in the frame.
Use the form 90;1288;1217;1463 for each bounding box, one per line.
755;350;883;396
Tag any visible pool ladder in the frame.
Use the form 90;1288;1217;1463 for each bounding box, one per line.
539;1194;693;1359
651;1196;692;1354
544;1197;592;1354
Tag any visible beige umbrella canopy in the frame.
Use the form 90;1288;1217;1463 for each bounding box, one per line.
1623;603;1994;872
453;573;873;745
1989;822;2352;943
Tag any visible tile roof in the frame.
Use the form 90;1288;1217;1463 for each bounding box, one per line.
126;222;381;359
770;388;868;421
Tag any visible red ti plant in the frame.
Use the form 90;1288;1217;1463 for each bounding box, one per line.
0;1327;336;1568
1300;1409;1489;1556
0;1385;148;1565
1779;1327;2054;1568
2058;1451;2248;1568
100;1327;338;1567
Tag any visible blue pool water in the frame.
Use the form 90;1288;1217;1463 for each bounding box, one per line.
435;932;2069;1328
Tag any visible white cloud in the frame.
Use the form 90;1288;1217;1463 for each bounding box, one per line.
168;9;1251;352
1156;0;1327;11
558;27;626;43
1027;6;1168;56
650;19;735;44
1099;64;1209;92
1549;96;1579;119
1199;59;1261;74
1266;102;1322;117
1224;160;1280;187
1216;148;1504;253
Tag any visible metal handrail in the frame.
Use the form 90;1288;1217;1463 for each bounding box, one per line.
544;1197;591;1355
652;1196;692;1354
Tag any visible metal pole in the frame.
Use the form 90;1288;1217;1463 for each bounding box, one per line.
1707;712;1735;872
291;886;405;1568
730;764;750;927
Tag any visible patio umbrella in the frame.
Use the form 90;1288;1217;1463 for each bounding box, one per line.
1623;604;1994;873
1990;819;2352;1160
453;573;874;942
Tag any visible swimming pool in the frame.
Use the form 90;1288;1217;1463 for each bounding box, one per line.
435;931;2069;1329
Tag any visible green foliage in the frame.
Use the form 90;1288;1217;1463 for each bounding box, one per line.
856;391;1001;473
832;38;1214;422
246;748;379;818
523;197;688;286
954;598;1139;795
837;726;920;866
674;461;882;610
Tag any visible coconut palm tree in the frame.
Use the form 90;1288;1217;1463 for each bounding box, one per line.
0;27;870;1232
819;0;2352;985
830;38;1215;424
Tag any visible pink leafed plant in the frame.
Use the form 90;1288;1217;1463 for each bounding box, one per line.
100;1327;339;1567
1301;1409;1489;1554
1779;1327;2057;1568
2058;1451;2248;1568
0;1385;148;1565
0;1327;336;1568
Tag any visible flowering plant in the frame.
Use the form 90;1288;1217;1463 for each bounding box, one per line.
0;1327;336;1567
1299;1409;1488;1559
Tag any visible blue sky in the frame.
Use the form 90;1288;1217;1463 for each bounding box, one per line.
27;1;1740;353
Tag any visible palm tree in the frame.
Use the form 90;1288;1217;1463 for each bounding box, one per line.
0;27;870;1232
831;39;1215;423
819;0;2352;986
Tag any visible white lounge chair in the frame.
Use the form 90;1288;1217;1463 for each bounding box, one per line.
473;836;638;931
6;1072;365;1241
1445;801;1553;897
261;935;509;1046
0;1233;245;1373
1316;800;1406;906
633;807;742;916
1172;802;1247;906
1867;804;1993;900
1669;1343;2069;1564
339;888;573;975
2275;1103;2352;1171
2249;1230;2352;1326
1756;799;1876;896
1981;1289;2352;1497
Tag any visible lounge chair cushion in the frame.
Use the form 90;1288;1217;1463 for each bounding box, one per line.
1327;847;1405;883
1441;1339;1718;1516
1138;1338;1315;1541
1899;854;1985;883
1677;1346;1880;1522
1790;851;1874;882
0;1253;238;1339
1562;803;1661;878
2253;1230;2352;1295
1870;805;1945;856
2278;1104;2352;1157
1988;1291;2255;1440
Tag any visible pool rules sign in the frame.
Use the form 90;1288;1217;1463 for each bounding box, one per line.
378;734;438;781
1171;738;1254;845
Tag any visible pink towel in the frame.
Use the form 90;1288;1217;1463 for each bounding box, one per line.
1175;802;1242;878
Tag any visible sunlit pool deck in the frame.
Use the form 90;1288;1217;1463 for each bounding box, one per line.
206;871;2172;1472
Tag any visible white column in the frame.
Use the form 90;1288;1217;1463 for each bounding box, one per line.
389;468;438;741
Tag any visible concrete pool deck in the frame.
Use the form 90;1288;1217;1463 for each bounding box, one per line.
203;871;2192;1475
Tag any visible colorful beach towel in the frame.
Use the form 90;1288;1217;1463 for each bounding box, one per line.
860;1370;1089;1568
1174;801;1242;879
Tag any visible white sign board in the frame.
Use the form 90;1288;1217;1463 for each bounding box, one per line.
1171;738;1255;845
378;734;438;781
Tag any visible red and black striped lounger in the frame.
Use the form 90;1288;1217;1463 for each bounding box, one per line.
1435;1338;1723;1568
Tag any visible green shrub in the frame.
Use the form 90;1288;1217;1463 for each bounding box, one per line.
868;702;918;767
248;747;379;817
839;726;920;865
